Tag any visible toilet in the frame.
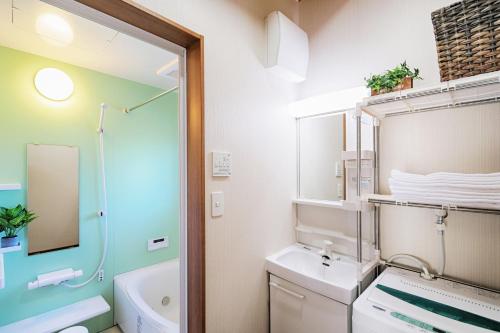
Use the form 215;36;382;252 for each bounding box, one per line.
59;326;89;333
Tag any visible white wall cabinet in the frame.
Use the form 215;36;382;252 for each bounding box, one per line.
270;274;351;333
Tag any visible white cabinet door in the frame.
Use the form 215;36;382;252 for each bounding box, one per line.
270;274;350;333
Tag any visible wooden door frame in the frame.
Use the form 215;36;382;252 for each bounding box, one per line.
67;1;205;332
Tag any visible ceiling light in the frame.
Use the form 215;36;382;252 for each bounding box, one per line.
35;13;74;46
34;68;74;101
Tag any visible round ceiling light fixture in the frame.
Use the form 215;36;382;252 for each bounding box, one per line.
34;68;74;101
35;13;74;46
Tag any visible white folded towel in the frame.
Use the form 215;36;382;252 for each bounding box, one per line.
390;194;500;210
389;169;500;209
391;170;500;185
389;179;500;192
389;181;500;197
389;188;500;201
391;192;500;204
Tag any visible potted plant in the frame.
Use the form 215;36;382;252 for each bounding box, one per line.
365;61;422;96
0;205;37;248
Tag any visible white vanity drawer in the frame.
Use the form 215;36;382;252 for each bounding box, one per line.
270;274;351;333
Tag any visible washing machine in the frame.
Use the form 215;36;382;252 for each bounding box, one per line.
353;267;500;333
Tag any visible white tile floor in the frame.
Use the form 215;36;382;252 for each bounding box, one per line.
100;326;122;333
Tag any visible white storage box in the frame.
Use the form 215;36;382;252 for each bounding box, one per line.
342;151;374;201
265;11;309;82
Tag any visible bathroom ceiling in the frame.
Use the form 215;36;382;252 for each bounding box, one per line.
0;0;178;90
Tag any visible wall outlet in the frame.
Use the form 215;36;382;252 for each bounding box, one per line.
148;236;169;251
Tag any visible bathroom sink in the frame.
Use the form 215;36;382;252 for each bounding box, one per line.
266;244;361;304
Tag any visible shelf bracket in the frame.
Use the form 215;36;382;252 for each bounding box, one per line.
352;103;364;118
394;199;409;207
0;254;4;289
0;244;22;289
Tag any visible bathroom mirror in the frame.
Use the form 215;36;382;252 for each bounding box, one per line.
27;144;79;255
298;114;345;201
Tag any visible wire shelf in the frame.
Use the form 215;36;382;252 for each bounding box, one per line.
362;71;500;118
366;194;500;215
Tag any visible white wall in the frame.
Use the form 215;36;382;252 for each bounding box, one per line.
133;1;299;332
299;0;456;98
297;0;500;290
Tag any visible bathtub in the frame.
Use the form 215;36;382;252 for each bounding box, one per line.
114;259;180;333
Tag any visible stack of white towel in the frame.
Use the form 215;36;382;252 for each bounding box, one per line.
389;170;500;209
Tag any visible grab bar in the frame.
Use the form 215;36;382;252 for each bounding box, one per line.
269;281;305;300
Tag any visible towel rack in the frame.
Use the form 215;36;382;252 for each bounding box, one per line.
365;194;500;215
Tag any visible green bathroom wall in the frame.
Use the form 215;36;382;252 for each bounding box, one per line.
0;45;179;332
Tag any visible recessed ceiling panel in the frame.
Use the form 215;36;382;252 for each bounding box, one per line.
106;32;178;89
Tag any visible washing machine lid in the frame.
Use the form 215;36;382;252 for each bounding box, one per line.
367;269;500;333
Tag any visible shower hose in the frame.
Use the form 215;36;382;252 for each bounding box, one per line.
64;104;109;288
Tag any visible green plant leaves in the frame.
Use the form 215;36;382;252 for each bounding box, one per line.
0;204;37;238
365;61;422;93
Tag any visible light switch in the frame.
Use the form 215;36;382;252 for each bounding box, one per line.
212;152;232;177
211;191;224;217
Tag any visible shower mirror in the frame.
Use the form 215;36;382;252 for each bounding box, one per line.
27;144;79;255
298;114;345;201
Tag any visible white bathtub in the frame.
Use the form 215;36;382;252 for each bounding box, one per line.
114;259;179;333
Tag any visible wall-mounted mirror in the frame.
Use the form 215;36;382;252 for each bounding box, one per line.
298;114;345;201
27;144;79;255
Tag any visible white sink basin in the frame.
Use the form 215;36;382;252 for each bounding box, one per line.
266;244;361;304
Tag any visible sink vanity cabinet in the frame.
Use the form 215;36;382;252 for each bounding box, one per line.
269;274;351;333
266;244;374;333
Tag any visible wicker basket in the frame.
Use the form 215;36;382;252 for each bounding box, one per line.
431;0;500;82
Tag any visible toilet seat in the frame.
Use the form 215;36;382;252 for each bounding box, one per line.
59;326;89;333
